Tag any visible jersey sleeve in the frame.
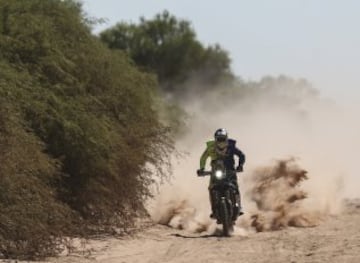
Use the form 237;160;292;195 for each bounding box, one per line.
234;147;245;166
200;147;209;169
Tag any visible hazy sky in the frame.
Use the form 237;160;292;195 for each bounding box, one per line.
83;0;360;102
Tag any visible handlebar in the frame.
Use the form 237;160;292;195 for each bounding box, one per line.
197;170;241;177
198;171;212;176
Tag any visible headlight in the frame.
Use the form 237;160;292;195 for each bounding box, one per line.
215;170;223;179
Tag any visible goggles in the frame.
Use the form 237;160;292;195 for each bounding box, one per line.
216;136;227;142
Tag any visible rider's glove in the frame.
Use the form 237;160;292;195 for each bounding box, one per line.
236;165;243;172
197;168;204;176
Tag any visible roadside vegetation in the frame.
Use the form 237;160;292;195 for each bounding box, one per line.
0;0;173;259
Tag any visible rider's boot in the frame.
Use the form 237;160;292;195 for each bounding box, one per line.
235;193;244;216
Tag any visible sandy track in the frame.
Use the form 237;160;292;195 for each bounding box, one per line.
45;199;360;263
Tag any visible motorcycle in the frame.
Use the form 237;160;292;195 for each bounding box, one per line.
198;160;241;236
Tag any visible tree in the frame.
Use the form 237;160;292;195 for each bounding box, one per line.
100;10;233;94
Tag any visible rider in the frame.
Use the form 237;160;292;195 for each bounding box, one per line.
197;128;246;219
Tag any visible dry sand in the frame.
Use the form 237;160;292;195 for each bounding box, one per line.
41;199;360;263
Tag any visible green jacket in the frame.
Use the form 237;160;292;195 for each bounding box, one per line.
199;140;217;169
200;139;245;170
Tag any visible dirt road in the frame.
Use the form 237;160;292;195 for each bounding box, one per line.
46;199;360;263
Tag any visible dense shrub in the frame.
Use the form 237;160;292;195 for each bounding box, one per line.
0;0;173;258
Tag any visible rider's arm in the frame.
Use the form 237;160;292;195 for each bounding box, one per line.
200;148;209;169
234;147;245;167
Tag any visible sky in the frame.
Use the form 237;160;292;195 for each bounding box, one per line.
82;0;360;103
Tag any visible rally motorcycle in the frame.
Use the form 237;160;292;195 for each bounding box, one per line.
198;160;241;236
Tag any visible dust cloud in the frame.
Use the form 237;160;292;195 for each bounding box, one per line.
242;159;322;232
149;79;360;234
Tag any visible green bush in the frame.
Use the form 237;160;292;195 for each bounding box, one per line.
0;0;173;259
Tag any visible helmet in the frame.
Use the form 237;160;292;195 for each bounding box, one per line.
214;128;228;142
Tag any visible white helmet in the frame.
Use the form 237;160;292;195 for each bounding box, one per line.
214;128;228;143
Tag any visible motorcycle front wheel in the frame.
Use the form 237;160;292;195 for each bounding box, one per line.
220;199;233;236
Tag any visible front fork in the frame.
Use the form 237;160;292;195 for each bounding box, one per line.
209;189;217;216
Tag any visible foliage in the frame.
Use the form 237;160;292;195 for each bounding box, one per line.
0;0;173;259
100;10;233;94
